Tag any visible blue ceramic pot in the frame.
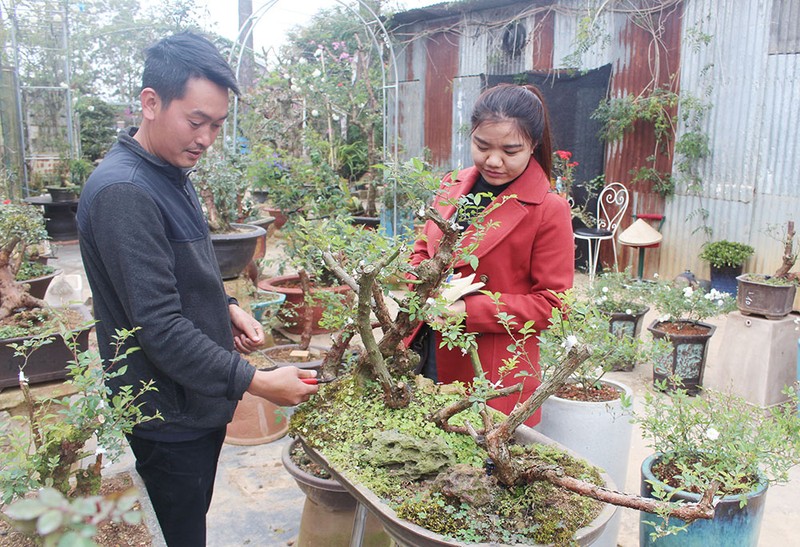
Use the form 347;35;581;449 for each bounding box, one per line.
639;453;768;546
250;290;286;323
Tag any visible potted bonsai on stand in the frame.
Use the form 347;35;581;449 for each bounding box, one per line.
736;221;798;319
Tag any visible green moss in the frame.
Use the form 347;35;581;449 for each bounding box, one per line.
290;375;604;545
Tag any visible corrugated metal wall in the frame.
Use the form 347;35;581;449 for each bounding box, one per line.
391;0;800;281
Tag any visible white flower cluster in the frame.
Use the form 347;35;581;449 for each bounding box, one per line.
703;288;728;306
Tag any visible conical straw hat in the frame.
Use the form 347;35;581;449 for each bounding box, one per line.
618;218;662;246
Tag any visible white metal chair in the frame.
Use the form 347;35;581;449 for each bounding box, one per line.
573;182;629;286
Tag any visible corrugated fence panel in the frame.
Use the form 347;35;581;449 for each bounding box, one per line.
660;0;800;280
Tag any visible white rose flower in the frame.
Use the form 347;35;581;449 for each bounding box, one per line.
683;286;694;298
312;68;322;78
95;446;107;455
706;427;720;440
298;57;307;64
561;335;578;351
602;287;609;293
311;109;320;117
18;370;28;383
653;273;659;278
625;309;632;315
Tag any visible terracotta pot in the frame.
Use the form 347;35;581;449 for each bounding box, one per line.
647;320;716;395
736;274;796;320
0;305;93;388
639;453;768;546
225;391;289;446
210;223;267;280
258;274;352;335
265;207;289;229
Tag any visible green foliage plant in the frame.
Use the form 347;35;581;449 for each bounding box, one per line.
539;290;670;399
649;279;736;329
636;381;800;540
698;240;754;269
0;327;160;504
194;148;256;233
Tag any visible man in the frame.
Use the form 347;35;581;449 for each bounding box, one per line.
77;31;318;545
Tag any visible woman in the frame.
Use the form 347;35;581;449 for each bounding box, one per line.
409;84;574;426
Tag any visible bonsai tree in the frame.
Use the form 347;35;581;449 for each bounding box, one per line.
194;148;256;234
286;183;745;543
0;201;50;322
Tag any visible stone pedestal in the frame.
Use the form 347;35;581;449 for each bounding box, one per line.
705;311;798;407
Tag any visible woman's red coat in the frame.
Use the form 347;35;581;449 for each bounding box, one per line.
409;160;574;425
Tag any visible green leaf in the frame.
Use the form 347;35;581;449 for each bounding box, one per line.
37;509;64;535
39;488;68;509
122;510;142;525
4;499;48;520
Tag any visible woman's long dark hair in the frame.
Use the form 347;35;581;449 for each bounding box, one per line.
470;84;553;178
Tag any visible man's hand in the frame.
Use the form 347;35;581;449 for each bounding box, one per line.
229;303;264;353
246;366;319;406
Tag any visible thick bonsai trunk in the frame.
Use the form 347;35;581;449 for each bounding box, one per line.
774;220;797;279
0;251;46;322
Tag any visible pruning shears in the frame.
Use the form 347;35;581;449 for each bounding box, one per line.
301;376;338;385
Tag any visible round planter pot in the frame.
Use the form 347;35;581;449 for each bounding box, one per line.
607;306;650;371
736;274;797;320
251;189;270;204
710;264;743;296
46;186;79;202
351;215;381;230
258;274;352;335
535;379;633;547
210;223;267;280
647;320;715;395
225;391;289;446
16;268;62;300
639;453;768;546
282;437;357;512
245;216;275;260
265;207;289;229
299;426;617;547
256;344;328;371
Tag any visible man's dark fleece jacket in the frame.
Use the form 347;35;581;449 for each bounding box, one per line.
77;128;255;441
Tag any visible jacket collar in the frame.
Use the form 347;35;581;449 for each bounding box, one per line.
118;127;190;186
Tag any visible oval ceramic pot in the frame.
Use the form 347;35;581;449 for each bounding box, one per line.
351;215;381;230
16;268;62;300
299;426;617;547
607;306;650;371
710;264;743;296
535;379;633;547
258;274;352;335
256;344;328;371
647;320;715;395
210;223;267;280
639;453;768;546
225;391;289;446
0;304;93;389
736;274;796;320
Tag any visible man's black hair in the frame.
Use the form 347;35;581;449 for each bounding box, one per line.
142;31;240;106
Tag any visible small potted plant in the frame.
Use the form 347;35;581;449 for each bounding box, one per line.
635;381;800;546
585;270;652;371
698;239;754;295
194;148;267;279
646;278;736;394
0;330;163;544
737;221;798;319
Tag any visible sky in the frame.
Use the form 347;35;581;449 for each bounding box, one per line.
198;0;436;55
